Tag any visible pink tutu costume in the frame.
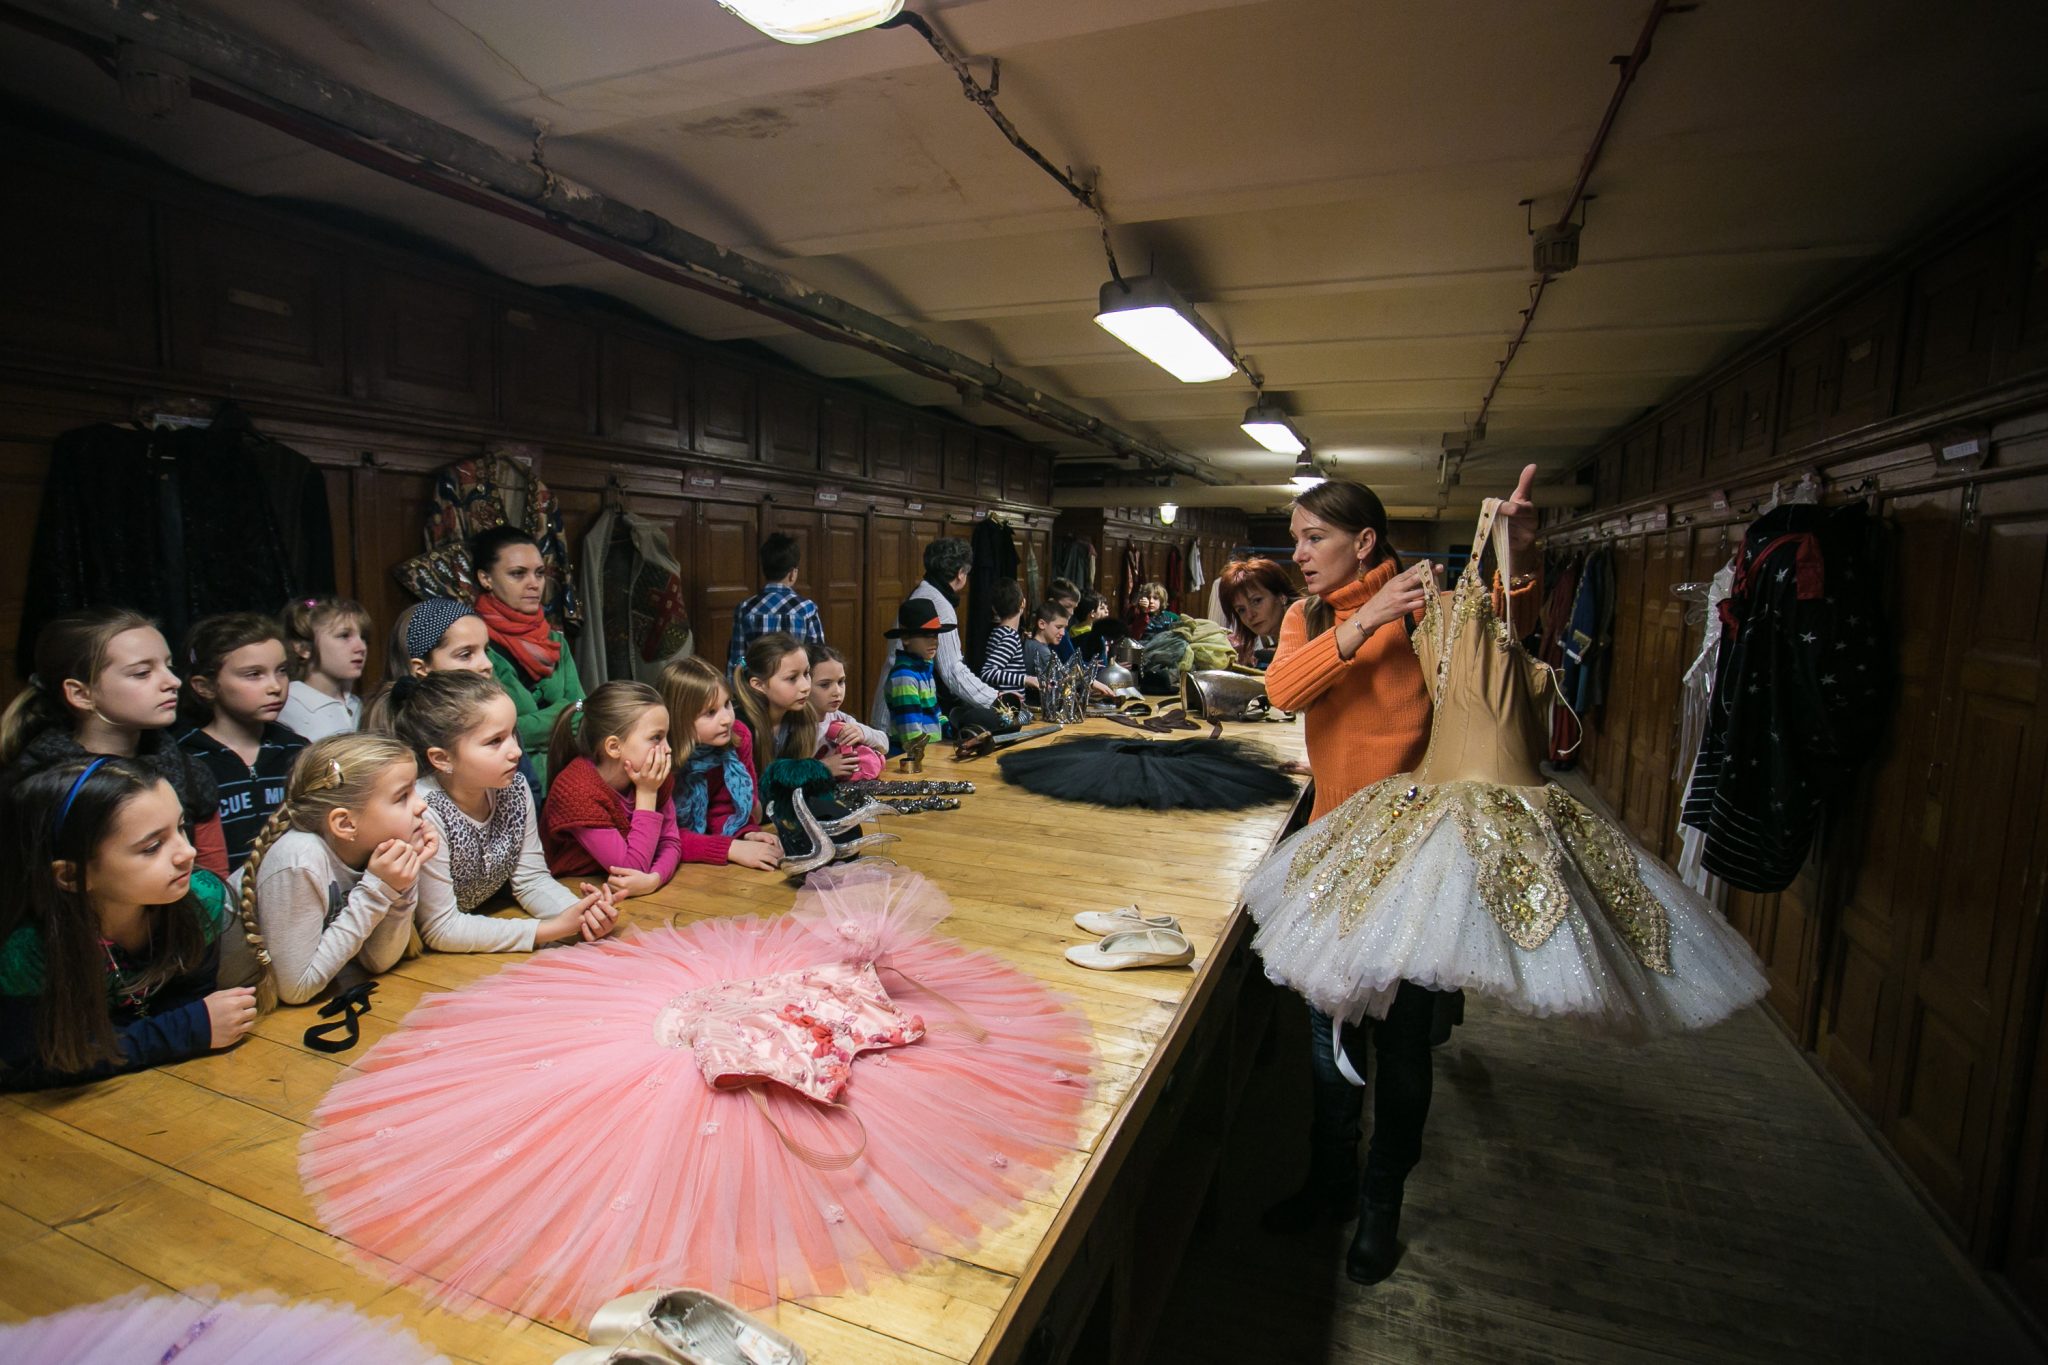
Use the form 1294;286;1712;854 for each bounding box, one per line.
300;863;1091;1321
0;1288;446;1364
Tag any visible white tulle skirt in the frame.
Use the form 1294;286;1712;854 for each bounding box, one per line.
1243;777;1767;1034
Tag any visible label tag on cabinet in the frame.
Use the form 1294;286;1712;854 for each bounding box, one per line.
685;468;718;489
815;485;841;506
905;500;924;512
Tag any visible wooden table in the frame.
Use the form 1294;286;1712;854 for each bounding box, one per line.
0;717;1307;1364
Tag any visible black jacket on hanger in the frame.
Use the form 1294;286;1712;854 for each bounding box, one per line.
966;515;1019;671
18;405;335;673
1681;502;1889;892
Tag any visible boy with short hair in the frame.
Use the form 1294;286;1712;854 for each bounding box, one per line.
728;532;825;670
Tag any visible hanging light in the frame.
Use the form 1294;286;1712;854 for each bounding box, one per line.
715;0;904;43
1289;455;1324;492
1158;501;1179;525
1093;275;1236;383
1240;399;1307;455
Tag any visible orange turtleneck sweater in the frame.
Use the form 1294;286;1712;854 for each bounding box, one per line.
1265;559;1432;821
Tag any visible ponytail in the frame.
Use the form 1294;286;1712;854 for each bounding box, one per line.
547;699;587;787
3;609;156;765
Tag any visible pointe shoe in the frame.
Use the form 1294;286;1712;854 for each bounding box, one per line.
1073;905;1181;937
1063;927;1194;971
588;1287;807;1362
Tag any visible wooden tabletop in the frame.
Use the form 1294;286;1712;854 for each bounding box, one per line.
0;716;1307;1364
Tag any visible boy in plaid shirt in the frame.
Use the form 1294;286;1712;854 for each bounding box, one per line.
727;532;824;670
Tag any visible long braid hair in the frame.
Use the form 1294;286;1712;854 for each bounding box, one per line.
236;733;416;1012
1295;480;1403;640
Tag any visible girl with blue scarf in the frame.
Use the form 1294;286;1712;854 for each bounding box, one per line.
656;657;782;872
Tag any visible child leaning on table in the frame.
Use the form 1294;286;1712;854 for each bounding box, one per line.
806;642;887;781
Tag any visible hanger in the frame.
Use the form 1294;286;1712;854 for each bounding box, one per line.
601;474;625;513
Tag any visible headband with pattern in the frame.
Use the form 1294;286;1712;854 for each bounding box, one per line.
404;598;479;661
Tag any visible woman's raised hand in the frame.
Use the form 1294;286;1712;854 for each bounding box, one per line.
1499;463;1539;554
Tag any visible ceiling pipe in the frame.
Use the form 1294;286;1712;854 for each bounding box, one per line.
4;0;1222;482
1053;483;1593;512
1459;0;1677;474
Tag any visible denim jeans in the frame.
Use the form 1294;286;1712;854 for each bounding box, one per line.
1306;981;1439;1204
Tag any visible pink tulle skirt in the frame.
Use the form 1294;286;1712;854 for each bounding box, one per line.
0;1288;446;1364
300;864;1092;1321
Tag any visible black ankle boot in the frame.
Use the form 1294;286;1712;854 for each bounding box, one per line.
1259;1149;1357;1235
1344;1197;1402;1284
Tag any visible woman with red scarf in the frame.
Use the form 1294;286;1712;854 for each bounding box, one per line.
472;526;584;792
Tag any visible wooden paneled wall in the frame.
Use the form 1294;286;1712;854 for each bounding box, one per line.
1546;159;2048;1321
1054;507;1248;620
0;127;1087;708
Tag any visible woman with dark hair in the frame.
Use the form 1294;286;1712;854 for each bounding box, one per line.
1216;558;1298;668
1258;468;1539;1286
472;525;584;791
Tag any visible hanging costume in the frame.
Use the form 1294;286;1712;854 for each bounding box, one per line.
17;406;335;675
0;1289;447;1365
575;505;693;687
1243;501;1767;1033
1673;562;1735;904
299;863;1090;1319
1680;502;1889;893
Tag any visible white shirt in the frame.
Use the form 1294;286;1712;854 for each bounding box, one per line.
278;682;361;742
234;829;415;1004
414;777;580;952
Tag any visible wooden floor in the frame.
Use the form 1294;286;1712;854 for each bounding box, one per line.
1145;992;2045;1365
0;717;1308;1364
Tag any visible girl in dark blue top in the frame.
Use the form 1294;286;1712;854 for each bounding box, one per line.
0;757;256;1090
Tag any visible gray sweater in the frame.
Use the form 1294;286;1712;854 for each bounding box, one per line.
234;829;415;1004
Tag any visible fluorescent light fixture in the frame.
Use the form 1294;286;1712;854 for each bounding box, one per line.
1158;501;1179;525
1289;455;1324;492
1241;400;1307;455
1093;275;1236;383
716;0;903;43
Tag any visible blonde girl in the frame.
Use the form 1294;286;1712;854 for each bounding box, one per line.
656;656;780;871
278;597;371;741
539;681;682;898
2;609;228;877
392;671;618;952
731;631;818;766
233;734;435;1009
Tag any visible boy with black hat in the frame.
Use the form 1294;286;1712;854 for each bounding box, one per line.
882;599;950;755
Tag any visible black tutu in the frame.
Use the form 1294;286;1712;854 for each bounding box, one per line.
997;735;1296;811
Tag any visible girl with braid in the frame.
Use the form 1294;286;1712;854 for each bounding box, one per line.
232;734;434;1009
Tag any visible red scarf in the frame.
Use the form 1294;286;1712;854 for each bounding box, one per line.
475;593;562;677
540;756;676;874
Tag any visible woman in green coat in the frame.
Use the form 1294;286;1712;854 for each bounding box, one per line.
471;526;584;791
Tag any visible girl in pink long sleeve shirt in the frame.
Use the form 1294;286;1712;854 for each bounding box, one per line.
540;682;685;898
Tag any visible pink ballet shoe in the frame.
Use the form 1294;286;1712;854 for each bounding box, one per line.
587;1288;807;1363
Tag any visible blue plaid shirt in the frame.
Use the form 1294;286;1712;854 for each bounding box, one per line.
728;582;826;669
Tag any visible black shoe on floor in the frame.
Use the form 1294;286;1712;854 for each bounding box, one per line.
1344;1199;1403;1284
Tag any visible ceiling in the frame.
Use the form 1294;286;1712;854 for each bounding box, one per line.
5;0;2048;505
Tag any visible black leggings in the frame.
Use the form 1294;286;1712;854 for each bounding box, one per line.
1306;981;1439;1203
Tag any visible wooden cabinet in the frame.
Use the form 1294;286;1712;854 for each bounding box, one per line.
820;395;864;479
818;512;866;684
693;361;756;460
866;410;909;487
498;303;597;434
355;266;492;416
600;334;689;449
1777;281;1906;451
943;428;978;496
759;376;820;472
1002;440;1035;504
692;499;761;669
1999;187;2048;380
1705;356;1779;473
1656;397;1707;490
1900;228;2008;410
0;163;156;368
908;422;945;489
164;209;346;394
975;437;1007;502
1619;429;1657;501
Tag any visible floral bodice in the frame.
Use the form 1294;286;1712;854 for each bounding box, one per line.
657;961;926;1103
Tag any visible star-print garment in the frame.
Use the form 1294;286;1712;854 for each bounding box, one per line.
1680;501;1889;892
300;862;1091;1320
1243;500;1767;1034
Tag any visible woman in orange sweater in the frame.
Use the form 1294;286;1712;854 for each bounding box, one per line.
1260;470;1537;1286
